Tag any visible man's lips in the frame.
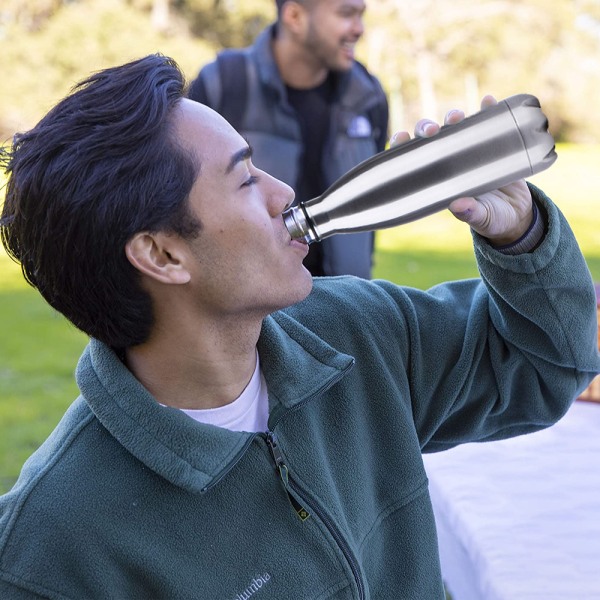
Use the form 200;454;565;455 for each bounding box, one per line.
290;237;309;254
341;40;357;57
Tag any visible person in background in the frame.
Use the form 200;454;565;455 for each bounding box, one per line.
188;0;389;278
0;54;598;598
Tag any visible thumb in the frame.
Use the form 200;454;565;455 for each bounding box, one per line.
448;197;488;228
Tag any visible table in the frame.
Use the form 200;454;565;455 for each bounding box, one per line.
422;401;600;600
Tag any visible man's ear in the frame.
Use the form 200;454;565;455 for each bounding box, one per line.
125;232;191;285
281;0;308;35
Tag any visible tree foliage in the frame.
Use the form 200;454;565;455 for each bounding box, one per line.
180;0;275;48
362;0;600;141
0;0;216;139
2;0;600;142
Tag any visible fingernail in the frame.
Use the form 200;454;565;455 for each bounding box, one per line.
417;121;434;136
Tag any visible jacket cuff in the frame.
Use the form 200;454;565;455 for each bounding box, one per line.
491;200;546;255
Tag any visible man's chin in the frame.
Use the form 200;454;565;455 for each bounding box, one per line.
284;271;314;308
330;60;353;73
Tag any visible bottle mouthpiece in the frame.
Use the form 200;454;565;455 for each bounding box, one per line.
283;205;316;243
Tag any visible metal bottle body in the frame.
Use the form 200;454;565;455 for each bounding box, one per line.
283;94;557;243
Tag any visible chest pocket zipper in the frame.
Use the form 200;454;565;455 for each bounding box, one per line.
266;431;310;521
265;430;366;600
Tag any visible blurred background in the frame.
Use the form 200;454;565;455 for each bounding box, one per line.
2;0;600;141
1;0;599;492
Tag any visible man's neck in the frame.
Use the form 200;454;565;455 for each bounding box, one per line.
124;316;261;411
272;36;328;89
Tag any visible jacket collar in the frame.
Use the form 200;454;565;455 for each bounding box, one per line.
76;312;354;494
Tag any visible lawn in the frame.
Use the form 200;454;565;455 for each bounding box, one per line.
1;144;599;493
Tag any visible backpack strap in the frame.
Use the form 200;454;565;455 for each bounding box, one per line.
216;50;248;128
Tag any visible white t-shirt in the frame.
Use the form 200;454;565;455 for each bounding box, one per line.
178;353;269;433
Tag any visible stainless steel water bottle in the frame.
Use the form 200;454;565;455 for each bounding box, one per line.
283;94;557;243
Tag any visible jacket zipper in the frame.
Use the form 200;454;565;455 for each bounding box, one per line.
201;357;353;494
265;431;365;600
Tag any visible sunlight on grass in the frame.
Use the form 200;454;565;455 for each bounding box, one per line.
0;251;25;290
0;287;87;492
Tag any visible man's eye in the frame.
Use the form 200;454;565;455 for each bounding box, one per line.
242;175;259;188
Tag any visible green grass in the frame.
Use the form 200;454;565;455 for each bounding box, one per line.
1;143;599;494
0;257;87;492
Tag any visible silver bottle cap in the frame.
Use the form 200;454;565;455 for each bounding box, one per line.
505;94;557;172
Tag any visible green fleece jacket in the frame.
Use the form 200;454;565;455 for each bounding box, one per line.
1;189;599;599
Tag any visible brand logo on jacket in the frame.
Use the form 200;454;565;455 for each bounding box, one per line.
346;115;372;138
229;572;272;600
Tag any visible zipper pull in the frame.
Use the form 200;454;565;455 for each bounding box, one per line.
266;432;310;522
266;431;285;472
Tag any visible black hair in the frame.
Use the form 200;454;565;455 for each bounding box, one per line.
0;54;201;349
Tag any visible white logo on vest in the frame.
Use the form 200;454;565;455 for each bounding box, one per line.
346;115;372;138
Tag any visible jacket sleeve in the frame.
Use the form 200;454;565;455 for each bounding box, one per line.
371;185;600;451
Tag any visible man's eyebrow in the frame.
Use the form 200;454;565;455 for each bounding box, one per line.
225;145;253;175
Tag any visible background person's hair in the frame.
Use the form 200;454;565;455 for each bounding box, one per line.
275;0;287;17
0;54;201;349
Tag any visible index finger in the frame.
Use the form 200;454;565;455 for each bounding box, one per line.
481;94;498;110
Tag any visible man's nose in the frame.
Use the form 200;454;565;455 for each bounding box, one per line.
264;171;295;215
352;15;365;38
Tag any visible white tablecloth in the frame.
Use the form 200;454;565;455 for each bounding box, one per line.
422;401;600;600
